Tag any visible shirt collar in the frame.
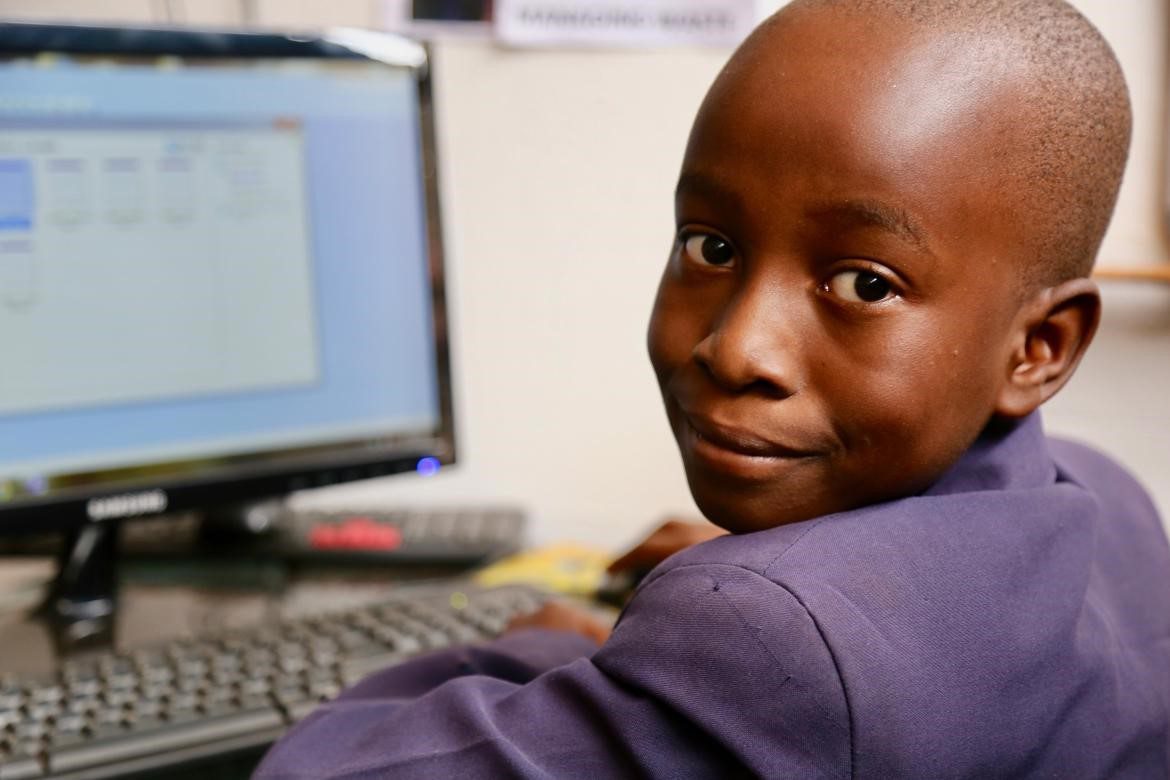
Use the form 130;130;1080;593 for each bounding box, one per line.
922;412;1056;497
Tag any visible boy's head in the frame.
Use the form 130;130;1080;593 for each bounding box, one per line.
647;0;1131;532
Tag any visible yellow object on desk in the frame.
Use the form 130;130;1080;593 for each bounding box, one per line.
474;543;613;597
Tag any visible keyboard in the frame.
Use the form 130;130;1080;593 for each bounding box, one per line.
0;506;527;569
276;506;526;565
0;583;546;780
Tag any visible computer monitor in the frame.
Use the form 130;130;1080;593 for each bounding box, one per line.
0;23;453;620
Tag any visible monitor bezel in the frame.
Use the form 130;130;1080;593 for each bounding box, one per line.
0;22;456;534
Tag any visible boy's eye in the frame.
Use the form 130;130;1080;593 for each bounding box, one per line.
826;269;895;303
682;233;735;267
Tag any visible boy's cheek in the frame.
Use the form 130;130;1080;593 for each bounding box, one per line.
648;265;731;332
646;289;702;375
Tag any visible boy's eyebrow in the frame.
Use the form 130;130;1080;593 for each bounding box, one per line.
676;172;933;255
674;171;746;214
807;199;933;255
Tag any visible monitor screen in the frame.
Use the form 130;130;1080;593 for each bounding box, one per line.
0;25;452;533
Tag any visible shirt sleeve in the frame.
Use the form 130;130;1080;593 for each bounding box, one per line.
253;564;852;779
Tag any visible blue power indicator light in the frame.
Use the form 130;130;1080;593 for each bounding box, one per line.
416;457;441;477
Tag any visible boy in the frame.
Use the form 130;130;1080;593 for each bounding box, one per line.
256;0;1170;776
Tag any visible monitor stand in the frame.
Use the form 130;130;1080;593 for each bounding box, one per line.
41;520;122;651
35;500;286;654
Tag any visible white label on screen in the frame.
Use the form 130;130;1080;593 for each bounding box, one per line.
0;124;320;417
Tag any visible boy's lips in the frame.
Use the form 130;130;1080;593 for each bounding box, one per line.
679;412;824;475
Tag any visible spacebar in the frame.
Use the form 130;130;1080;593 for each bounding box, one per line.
48;707;285;775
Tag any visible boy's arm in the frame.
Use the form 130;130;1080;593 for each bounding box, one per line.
254;563;851;779
334;624;600;701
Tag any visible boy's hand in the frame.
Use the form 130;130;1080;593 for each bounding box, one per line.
505;519;724;643
607;517;727;575
505;601;613;645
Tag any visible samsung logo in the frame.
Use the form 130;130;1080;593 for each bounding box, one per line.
86;490;168;521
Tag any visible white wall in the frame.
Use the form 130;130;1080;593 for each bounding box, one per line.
1043;0;1170;524
1;0;1167;550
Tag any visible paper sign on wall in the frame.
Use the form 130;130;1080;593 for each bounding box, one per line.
495;0;758;48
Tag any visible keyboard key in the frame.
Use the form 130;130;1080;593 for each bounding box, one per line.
0;689;23;711
66;677;102;698
240;678;271;698
24;703;60;724
52;715;85;737
102;689;137;708
27;687;62;708
12;722;46;744
62;699;99;719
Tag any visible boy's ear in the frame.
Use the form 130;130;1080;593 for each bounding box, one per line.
995;278;1101;419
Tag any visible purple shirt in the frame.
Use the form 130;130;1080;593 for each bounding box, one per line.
255;414;1170;778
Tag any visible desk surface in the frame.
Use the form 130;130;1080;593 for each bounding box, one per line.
0;556;473;677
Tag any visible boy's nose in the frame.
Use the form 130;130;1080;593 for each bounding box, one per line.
691;281;800;398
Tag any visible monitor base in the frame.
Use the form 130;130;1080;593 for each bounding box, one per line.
40;520;121;651
34;501;284;654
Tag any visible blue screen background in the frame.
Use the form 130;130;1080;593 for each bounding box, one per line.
0;60;439;472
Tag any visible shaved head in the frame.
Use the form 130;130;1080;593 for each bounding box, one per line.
729;0;1131;290
652;0;1121;529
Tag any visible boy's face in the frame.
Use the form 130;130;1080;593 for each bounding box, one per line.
648;11;1036;532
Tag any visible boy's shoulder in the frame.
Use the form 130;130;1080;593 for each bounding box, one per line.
611;415;1170;776
650;414;1164;593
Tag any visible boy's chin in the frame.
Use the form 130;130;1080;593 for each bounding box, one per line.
685;462;910;533
677;446;842;533
689;483;827;534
